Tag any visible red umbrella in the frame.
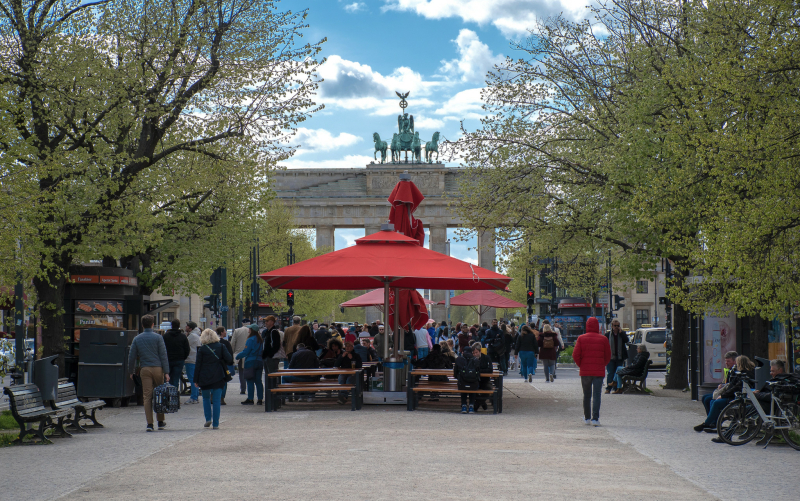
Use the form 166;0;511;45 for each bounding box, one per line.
386;176;430;329
259;230;510;291
341;289;434;311
437;290;526;319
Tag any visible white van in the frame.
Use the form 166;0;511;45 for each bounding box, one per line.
631;328;670;368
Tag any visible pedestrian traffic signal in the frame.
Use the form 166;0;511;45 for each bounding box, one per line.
203;294;218;313
526;289;535;306
613;294;625;311
286;290;295;307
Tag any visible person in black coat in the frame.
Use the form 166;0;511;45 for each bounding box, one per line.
260;316;283;374
163;319;190;390
610;344;650;393
334;341;362;404
193;329;233;429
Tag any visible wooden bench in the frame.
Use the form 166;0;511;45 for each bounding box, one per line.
407;369;503;413
266;369;363;412
620;360;653;394
51;378;105;432
3;384;71;444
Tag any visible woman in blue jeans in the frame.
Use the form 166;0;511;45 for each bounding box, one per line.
515;325;539;381
193;329;233;429
235;324;263;405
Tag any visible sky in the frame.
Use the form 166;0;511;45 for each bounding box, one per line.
287;0;595;258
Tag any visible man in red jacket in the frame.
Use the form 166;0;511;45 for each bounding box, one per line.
572;317;611;426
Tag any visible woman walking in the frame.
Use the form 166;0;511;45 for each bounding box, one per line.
515;325;539;382
235;324;263;405
538;323;559;382
194;329;233;429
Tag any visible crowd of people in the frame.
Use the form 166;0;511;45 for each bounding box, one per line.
126;311;787;434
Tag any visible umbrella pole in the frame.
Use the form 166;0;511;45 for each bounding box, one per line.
383;282;390;361
393;287;400;358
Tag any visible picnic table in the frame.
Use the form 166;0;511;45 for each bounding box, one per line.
406;369;504;413
266;368;363;411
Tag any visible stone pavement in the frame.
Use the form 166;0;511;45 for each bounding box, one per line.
1;369;797;501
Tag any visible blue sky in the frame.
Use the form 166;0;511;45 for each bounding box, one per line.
288;0;593;258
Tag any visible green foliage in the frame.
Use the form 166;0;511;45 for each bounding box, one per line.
558;346;574;364
449;0;800;323
0;411;17;430
0;0;324;356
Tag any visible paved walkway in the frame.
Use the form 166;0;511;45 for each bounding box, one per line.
1;369;797;500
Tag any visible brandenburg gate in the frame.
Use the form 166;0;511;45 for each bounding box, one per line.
272;94;496;323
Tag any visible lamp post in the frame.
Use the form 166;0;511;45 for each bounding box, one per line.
445;239;450;324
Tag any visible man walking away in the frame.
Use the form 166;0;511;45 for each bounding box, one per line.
604;320;629;392
162;319;189;390
230;319;251;395
573;317;611;426
414;325;431;364
129;315;170;432
184;322;202;404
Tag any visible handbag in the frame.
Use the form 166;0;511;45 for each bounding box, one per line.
206;345;233;383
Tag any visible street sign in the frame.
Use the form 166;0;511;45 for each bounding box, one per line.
220;306;229;312
449;290;455;298
199;317;207;322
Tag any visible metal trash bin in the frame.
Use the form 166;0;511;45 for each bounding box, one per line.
77;329;138;407
754;356;770;391
33;355;59;402
626;343;637;366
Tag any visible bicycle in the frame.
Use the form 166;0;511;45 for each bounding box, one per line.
717;377;800;450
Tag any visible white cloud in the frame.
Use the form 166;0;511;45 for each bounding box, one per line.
383;0;591;37
413;115;445;129
281;154;375;170
293;128;362;154
434;88;485;120
462;256;479;266
440;29;503;82
344;2;366;12
318;55;443;114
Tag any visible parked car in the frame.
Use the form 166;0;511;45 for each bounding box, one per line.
631;328;670;368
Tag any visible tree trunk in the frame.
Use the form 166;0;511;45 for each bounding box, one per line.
666;296;689;389
748;315;769;360
33;273;67;373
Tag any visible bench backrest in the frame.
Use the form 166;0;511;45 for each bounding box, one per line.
55;378;80;405
3;384;47;416
642;360;652;377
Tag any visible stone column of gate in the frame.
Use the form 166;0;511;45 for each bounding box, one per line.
477;229;497;322
429;225;448;323
364;225;382;325
315;225;335;251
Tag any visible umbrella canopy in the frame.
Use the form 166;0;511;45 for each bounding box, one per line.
341;289;434;311
438;290;526;318
259;229;511;291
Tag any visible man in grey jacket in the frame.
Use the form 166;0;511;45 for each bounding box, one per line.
128;314;170;432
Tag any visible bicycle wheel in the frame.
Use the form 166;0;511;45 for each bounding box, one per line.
717;399;762;446
779;402;800;451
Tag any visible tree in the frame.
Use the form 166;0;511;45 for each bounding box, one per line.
0;0;323;359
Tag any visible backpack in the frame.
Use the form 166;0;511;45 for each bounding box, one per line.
460;356;481;384
491;333;505;354
542;335;554;349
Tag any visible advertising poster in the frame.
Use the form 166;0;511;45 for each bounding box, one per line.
768;319;787;362
703;312;737;384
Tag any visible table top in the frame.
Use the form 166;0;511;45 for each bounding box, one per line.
410;369;501;377
268;368;360;377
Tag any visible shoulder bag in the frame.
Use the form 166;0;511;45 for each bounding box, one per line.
206;344;233;383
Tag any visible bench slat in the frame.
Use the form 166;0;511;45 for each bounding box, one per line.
270;386;356;393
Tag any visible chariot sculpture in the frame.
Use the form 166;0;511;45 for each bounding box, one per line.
371;92;440;164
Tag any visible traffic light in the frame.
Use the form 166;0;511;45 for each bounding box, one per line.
286;290;295;307
526;289;535;306
203;294;218;313
613;294;625;311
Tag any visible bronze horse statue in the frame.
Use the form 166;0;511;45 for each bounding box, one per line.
373;132;388;163
425;132;440;163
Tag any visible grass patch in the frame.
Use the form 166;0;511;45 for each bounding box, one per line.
0;410;18;430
